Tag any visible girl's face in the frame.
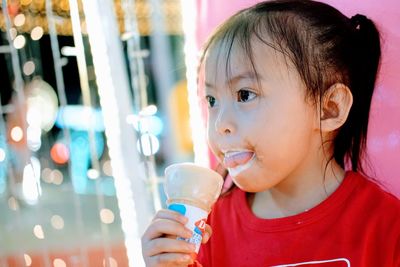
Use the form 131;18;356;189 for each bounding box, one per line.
204;39;322;192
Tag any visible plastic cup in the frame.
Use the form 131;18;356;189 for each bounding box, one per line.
164;163;223;259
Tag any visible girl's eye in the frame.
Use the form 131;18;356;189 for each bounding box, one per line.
206;95;217;108
237;89;256;103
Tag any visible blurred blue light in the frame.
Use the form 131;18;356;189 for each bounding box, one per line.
55;105;105;131
69;130;105;194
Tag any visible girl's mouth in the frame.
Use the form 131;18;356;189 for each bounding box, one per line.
223;150;255;177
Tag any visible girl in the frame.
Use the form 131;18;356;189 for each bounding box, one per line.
141;0;400;266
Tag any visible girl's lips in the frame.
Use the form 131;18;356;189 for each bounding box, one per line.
223;151;255;169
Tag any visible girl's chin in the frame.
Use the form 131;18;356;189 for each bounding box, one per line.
231;174;259;193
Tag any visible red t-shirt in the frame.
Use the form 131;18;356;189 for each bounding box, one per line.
195;171;400;267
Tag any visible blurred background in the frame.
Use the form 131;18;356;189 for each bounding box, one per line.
0;0;399;266
0;0;195;266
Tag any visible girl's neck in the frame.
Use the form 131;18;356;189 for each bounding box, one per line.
248;161;345;219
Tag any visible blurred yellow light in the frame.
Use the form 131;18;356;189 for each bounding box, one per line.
14;14;26;27
8;196;19;211
102;160;113;176
51;215;65;230
31;26;44;41
53;258;66;267
100;208;115;224
24;253;32;266
21;0;33;6
51;170;63;185
13;35;26;49
33;224;45;239
9;28;17;40
10;126;24;142
0;148;6;162
87;168;99;179
23;61;36;76
103;257;118;267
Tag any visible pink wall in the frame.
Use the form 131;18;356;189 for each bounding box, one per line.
195;0;400;197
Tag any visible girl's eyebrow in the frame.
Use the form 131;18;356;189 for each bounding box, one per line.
205;72;258;88
226;72;258;85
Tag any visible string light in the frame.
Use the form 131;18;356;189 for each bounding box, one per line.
14;14;26;27
102;160;113;176
51;170;63;185
10;126;24;142
13;35;26;49
41;168;52;183
33;224;45;239
23;61;36;76
103;257;118;267
87;168;100;180
31;26;44;41
100;208;115;224
53;258;66;267
50;215;65;230
24;254;32;266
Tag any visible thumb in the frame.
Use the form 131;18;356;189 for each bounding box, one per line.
202;224;212;244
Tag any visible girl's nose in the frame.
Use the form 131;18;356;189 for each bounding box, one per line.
214;106;236;135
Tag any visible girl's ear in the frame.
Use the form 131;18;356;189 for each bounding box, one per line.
320;83;353;132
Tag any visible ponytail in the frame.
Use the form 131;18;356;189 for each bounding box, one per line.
333;14;381;172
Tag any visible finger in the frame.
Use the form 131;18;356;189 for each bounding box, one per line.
147;253;194;267
152;209;188;224
142;219;193;242
144;238;196;257
202;224;212;244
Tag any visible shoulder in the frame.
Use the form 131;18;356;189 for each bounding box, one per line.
351;171;400;211
348;172;400;229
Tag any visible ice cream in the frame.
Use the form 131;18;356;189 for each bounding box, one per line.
164;162;223;258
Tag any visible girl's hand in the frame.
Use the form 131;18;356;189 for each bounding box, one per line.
141;209;212;267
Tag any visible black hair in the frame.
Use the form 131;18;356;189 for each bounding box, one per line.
199;0;381;185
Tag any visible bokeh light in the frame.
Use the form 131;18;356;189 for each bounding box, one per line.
51;215;65;230
51;170;64;185
103;257;118;267
100;208;115;224
53;258;66;267
50;143;70;165
27;125;42;151
14;14;26;27
136;133;160;156
102;160;113;176
31;26;44;41
87;168;100;179
24;253;32;266
26;79;59;132
23;61;36;76
10;126;24;142
13;35;26;49
22;157;41;205
41;168;52;183
33;224;45;239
